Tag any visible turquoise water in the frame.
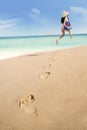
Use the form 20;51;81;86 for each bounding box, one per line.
0;34;87;60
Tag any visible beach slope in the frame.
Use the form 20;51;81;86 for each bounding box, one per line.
0;46;87;130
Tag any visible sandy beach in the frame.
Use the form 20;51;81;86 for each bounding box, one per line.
0;46;87;130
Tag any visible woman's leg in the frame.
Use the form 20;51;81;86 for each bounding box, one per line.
67;30;72;39
56;30;65;44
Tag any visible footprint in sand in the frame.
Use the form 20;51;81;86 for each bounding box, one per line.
18;94;38;117
43;63;51;69
49;56;56;61
39;72;51;79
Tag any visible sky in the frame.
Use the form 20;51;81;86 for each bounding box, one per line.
0;0;87;36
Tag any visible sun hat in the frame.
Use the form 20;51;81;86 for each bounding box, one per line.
62;11;69;17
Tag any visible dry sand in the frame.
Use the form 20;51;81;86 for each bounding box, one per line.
0;46;87;130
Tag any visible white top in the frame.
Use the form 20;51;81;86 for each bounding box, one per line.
64;16;68;25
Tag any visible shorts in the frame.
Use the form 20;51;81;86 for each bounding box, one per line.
64;22;72;30
64;26;72;30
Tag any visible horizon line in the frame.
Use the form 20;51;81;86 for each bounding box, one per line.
0;33;87;38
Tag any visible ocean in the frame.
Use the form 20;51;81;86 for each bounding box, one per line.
0;34;87;60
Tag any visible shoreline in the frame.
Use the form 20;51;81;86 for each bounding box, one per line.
0;44;87;61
